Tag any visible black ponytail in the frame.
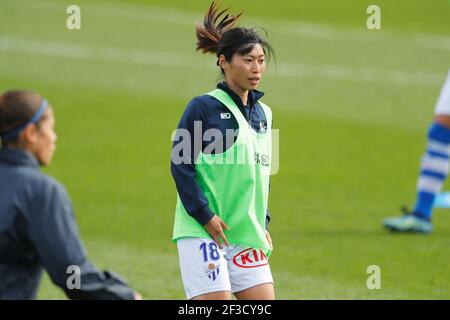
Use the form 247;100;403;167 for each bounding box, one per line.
195;1;242;54
195;1;276;73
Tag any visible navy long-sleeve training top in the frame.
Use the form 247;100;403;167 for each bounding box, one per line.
0;148;135;300
171;81;271;228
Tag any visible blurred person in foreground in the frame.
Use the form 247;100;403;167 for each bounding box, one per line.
0;90;140;299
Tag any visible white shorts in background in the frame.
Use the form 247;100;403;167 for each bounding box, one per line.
177;237;274;300
434;69;450;115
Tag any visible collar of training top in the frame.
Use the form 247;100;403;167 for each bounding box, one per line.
0;148;40;169
217;81;264;109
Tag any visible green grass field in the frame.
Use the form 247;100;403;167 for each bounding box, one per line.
1;0;449;299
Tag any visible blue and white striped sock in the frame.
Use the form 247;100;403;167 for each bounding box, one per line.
413;122;450;220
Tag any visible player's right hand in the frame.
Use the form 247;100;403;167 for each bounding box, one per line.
203;215;230;249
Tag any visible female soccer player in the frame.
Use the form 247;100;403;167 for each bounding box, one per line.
171;2;276;300
0;90;140;299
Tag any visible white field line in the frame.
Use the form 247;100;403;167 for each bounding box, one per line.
2;0;450;51
0;36;445;86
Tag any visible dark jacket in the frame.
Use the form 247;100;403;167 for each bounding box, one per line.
171;82;271;227
0;148;134;300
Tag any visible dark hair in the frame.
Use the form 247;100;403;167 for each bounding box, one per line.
195;1;276;74
0;90;45;146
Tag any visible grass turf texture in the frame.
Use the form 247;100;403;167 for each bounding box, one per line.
0;0;449;299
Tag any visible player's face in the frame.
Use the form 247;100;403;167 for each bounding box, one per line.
32;107;57;166
224;44;266;92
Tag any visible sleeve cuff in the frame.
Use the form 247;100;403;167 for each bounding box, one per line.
192;205;215;225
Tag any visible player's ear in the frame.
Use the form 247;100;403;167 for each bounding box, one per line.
21;123;39;145
218;54;227;71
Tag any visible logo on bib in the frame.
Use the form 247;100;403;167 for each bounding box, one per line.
254;152;270;166
220;113;231;119
232;248;268;268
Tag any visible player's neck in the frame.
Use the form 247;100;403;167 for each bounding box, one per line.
226;81;249;107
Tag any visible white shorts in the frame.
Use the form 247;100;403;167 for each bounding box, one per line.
434;69;450;115
177;237;274;300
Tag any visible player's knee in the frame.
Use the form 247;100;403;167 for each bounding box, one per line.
191;291;232;300
434;115;450;129
235;283;275;300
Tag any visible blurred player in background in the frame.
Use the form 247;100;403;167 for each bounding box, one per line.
384;69;450;233
171;2;275;300
0;90;140;299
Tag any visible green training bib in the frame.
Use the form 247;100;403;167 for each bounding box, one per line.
172;88;273;256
